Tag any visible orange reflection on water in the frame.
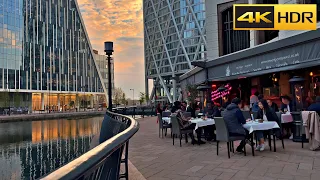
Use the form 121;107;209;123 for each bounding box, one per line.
31;119;101;143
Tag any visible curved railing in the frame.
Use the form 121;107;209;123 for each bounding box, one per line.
41;110;139;180
113;106;157;118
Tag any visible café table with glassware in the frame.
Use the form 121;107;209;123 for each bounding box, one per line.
243;118;280;154
189;117;215;130
162;116;215;130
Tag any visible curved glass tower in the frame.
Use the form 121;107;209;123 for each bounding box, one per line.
0;0;106;112
144;0;206;103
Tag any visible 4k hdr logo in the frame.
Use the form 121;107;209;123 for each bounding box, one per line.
233;4;317;30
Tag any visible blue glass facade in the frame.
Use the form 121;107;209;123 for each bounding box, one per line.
0;0;105;111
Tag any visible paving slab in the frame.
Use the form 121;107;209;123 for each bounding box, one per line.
129;117;320;180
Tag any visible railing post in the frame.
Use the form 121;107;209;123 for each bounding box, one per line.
133;107;136;119
120;141;129;179
142;107;145;118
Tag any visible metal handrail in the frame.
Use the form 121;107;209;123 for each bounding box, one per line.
41;110;139;180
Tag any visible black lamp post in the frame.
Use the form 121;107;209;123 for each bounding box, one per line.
104;41;114;111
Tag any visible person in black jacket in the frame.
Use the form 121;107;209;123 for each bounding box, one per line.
223;98;251;153
256;99;281;151
267;99;279;112
186;102;196;118
307;96;320;116
280;95;293;113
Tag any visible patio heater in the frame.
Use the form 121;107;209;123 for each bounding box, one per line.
197;85;211;109
289;76;307;142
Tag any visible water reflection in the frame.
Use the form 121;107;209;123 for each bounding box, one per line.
0;117;103;180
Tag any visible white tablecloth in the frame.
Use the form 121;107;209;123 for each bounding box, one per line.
243;121;280;134
281;114;293;123
162;117;171;124
190;118;215;130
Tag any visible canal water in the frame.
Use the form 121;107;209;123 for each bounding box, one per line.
0;116;104;180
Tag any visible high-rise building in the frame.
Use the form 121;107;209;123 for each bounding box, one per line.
0;0;106;113
93;50;114;104
143;0;207;103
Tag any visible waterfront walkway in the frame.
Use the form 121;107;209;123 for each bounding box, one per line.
129;116;320;180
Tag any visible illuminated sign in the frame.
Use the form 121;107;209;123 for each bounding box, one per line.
211;84;232;101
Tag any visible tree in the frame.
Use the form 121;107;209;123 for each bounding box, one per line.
113;87;124;106
121;93;126;105
139;92;145;105
186;83;198;103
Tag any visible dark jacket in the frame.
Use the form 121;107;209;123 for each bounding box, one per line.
307;102;320;116
270;102;279;112
186;106;196;118
213;106;222;117
223;103;246;135
280;102;293;112
257;107;282;138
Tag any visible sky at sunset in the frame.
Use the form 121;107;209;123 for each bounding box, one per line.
78;0;148;99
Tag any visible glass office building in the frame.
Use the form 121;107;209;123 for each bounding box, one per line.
144;0;206;103
0;0;105;112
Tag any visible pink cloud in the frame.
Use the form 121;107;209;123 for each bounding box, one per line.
78;0;145;98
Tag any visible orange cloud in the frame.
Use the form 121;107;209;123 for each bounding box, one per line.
77;0;145;97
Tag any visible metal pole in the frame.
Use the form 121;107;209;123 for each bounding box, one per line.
133;89;134;106
107;55;112;111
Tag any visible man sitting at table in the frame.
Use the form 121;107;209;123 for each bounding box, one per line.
223;98;251;153
307;96;320;116
174;101;205;144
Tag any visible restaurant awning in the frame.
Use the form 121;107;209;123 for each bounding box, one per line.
182;28;320;82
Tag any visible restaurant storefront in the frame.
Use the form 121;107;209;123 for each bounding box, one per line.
180;28;320;110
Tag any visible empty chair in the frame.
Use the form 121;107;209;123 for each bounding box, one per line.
274;112;285;150
171;114;194;147
162;111;171;117
215;117;246;158
157;113;171;138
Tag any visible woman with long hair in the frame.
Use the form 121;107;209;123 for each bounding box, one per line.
255;99;281;151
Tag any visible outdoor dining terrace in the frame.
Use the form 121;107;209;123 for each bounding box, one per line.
129;115;320;180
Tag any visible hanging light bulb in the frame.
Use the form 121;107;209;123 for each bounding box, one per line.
274;78;278;82
310;72;314;76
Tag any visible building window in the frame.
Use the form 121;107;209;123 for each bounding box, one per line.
222;7;250;55
297;0;320;21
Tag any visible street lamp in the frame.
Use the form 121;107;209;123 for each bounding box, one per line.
104;41;114;111
130;89;134;106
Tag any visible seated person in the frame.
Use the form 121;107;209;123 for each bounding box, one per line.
267;99;279;112
223;98;250;153
307;96;320;116
251;94;264;112
256;99;281;151
174;101;205;144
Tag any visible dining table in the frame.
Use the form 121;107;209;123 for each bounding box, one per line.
243;120;280;155
189;118;215;130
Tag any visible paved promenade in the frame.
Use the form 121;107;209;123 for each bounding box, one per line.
129;117;320;180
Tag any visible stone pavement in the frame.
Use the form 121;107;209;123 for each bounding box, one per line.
129;116;320;180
